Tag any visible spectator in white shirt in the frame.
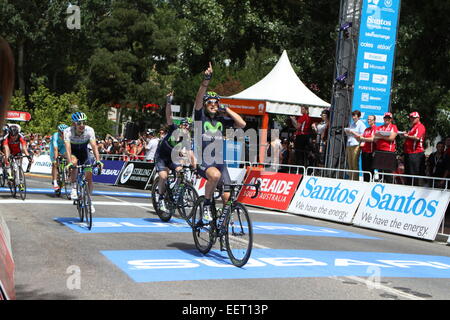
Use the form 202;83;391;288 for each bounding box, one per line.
144;130;159;162
345;110;366;180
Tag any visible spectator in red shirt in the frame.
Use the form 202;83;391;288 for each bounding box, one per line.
353;114;376;181
372;112;398;182
290;106;312;166
402;112;426;185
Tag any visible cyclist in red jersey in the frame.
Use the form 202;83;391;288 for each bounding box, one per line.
2;125;32;180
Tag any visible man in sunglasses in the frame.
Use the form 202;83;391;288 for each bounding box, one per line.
194;62;246;221
64;112;103;212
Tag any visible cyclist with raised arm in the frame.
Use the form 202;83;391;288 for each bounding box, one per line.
154;92;196;212
194;62;246;221
50;123;69;191
2;125;32;184
64;112;103;213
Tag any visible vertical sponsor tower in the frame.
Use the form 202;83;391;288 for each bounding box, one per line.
326;0;401;169
352;0;401;123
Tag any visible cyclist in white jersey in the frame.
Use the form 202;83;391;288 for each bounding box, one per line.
64;112;103;213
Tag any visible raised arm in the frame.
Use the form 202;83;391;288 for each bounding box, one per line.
195;62;213;111
166;91;174;126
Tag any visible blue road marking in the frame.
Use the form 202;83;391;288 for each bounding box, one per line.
55;217;379;239
101;249;450;283
0;187;150;198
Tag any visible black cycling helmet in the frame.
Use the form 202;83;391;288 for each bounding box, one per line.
9;125;19;136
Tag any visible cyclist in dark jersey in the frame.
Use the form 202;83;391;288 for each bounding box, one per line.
154;92;195;211
194;62;246;220
2;125;32;181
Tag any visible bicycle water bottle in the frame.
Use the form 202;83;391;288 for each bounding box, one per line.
172;183;181;204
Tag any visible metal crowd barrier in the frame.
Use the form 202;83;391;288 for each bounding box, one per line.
98;153;450;238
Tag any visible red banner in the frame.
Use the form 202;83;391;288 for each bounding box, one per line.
6;110;31;122
238;170;302;211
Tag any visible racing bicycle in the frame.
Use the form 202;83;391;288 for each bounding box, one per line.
151;165;199;223
191;180;260;267
55;156;70;199
6;154;31;200
71;163;101;230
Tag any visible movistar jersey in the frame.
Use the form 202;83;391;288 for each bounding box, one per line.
156;124;192;159
194;108;234;163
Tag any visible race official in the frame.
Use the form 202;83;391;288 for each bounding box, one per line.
402;111;426;185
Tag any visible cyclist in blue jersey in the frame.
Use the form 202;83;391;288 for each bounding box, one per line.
64;112;103;212
154;92;196;211
50;124;69;190
194;62;246;221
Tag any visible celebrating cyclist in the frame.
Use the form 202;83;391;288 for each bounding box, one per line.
2;124;32;181
50;124;69;190
194;62;246;221
154;91;195;211
64;112;103;212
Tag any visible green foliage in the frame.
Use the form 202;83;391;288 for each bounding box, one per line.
1;0;448;146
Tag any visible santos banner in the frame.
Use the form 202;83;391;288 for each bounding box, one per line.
353;183;450;240
287;176;370;224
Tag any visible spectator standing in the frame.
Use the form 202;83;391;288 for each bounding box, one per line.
354;114;376;181
402;112;426;185
144;130;159;162
373;112;398;182
290;106;312;166
313;109;330;166
427;141;447;179
344;110;366;180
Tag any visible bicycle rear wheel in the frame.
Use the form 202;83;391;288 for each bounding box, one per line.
17;166;26;201
177;183;198;222
192;196;215;254
225;202;253;267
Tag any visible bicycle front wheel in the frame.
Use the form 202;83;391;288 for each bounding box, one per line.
177;183;198;221
76;183;84;222
192;196;215;254
17;166;26;201
225;202;253;267
83;186;92;230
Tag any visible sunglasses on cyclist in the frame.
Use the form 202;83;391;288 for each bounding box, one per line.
206;99;219;106
76;121;86;126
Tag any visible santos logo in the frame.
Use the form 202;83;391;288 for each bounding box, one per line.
367;16;392;27
366;184;439;217
300;177;359;204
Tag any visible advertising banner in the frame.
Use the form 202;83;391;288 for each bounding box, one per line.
22;154;52;174
117;161;154;189
93;160;125;184
351;0;401;123
288;177;370;224
353;183;450;240
237;170;302;211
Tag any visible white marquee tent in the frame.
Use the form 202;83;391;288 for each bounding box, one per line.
226;50;330;117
